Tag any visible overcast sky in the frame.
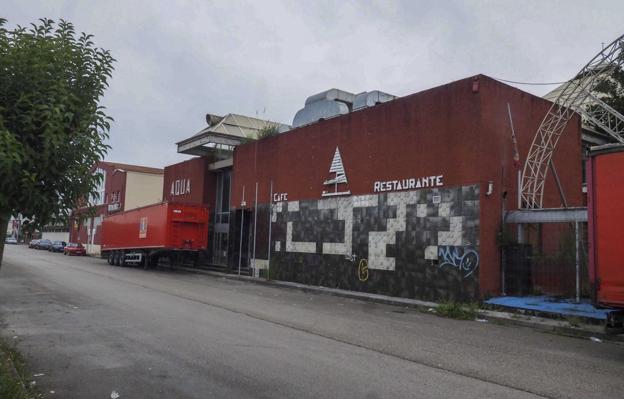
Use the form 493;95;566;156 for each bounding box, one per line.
5;1;624;167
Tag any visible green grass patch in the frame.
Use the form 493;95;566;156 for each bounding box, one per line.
0;337;38;399
436;301;480;320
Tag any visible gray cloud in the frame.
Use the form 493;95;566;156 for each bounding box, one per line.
5;0;624;167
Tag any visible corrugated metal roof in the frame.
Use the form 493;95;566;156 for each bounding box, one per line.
543;68;611;107
542;70;619;146
178;114;288;145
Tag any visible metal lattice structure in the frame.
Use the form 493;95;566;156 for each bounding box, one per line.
521;34;624;208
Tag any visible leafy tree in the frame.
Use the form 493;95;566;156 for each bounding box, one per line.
593;67;624;114
257;124;280;139
0;18;114;267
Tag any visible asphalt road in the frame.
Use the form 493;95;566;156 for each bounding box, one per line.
0;245;623;399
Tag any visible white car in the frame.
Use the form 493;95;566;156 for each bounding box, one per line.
5;237;18;245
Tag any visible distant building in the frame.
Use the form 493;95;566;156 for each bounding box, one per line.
40;224;70;243
6;215;21;239
69;161;164;255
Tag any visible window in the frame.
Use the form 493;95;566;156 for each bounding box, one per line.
90;168;107;205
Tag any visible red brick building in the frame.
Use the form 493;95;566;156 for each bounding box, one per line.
70;161;164;254
100;75;584;302
225;75;583;300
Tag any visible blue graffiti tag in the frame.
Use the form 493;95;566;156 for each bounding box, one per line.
437;246;479;278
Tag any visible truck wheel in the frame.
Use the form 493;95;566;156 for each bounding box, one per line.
119;251;126;267
114;251;121;266
107;253;113;265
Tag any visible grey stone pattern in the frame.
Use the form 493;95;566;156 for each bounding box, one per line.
263;185;479;301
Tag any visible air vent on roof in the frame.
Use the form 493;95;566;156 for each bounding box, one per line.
353;91;397;111
292;88;397;128
205;114;224;127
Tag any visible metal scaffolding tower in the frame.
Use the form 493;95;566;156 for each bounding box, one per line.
521;34;624;208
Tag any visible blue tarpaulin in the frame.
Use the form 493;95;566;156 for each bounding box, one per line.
485;296;616;320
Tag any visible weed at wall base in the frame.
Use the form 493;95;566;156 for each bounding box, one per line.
435;301;479;320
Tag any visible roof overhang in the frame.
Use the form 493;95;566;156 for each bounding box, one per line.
505;207;587;224
177;131;246;158
589;142;624;156
176;113;290;159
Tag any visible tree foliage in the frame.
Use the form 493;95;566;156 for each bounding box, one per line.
0;18;114;264
593;66;624;113
257;124;280;139
0;18;114;223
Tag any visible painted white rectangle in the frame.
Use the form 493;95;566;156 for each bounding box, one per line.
438;231;462;246
353;194;378;208
425;245;438;260
450;216;464;232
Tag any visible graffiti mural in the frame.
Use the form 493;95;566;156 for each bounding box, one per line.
257;184;479;301
358;259;369;282
437;246;480;278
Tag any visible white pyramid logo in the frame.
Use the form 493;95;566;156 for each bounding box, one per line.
322;147;351;197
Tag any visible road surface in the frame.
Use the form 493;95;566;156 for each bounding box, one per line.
0;245;622;398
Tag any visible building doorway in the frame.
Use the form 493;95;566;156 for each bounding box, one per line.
211;169;231;266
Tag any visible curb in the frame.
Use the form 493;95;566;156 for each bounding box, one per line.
179;266;624;344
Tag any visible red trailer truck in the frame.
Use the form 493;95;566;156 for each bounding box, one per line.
588;144;624;308
101;202;209;268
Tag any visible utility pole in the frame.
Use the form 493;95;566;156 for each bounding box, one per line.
238;185;246;276
252;182;258;276
267;180;273;280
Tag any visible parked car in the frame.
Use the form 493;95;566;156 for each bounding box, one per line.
36;239;53;250
5;237;18;245
28;239;40;249
48;241;67;253
63;242;86;256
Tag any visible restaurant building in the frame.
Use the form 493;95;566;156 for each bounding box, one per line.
173;75;583;301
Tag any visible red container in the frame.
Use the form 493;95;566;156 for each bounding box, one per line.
588;145;624;308
101;202;209;252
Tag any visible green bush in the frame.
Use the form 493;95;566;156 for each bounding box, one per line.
257;125;280;139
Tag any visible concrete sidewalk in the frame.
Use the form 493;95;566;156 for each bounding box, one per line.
182;267;624;343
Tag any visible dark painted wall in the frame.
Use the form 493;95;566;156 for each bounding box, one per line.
267;185;480;301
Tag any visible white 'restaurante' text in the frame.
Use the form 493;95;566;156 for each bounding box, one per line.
373;175;443;193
